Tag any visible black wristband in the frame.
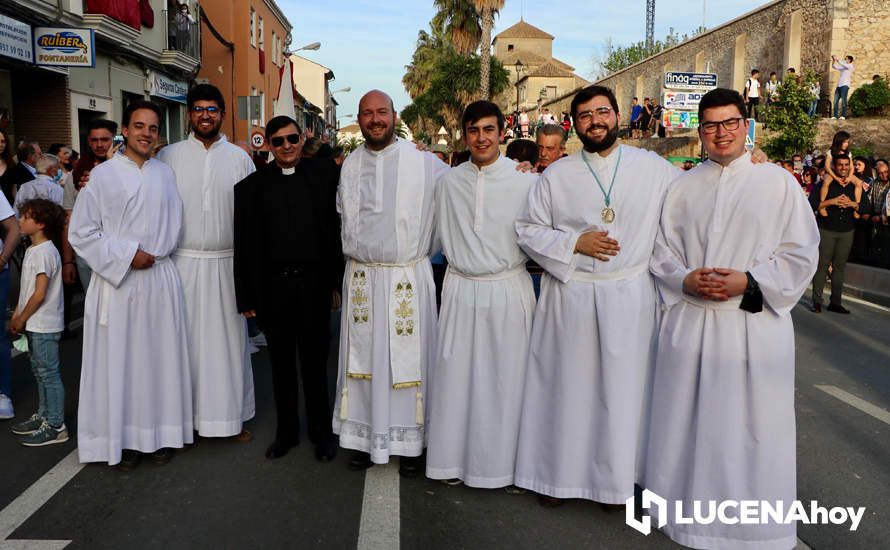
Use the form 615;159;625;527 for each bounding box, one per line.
739;271;763;313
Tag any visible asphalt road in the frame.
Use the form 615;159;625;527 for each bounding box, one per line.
0;292;887;549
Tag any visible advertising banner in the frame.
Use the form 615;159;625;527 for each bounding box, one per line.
663;72;718;90
662;110;699;129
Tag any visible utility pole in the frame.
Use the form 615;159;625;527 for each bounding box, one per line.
646;0;656;49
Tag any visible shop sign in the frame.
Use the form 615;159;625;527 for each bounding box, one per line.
0;14;33;63
33;27;95;67
148;72;188;104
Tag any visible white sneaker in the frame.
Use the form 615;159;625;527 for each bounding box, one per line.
839;116;845;120
831;116;837;120
0;394;13;420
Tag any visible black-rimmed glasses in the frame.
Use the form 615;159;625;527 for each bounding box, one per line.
700;117;744;133
191;106;221;115
270;133;301;147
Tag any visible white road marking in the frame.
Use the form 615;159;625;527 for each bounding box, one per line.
815;385;890;426
841;294;890;313
0;449;82;548
356;462;400;550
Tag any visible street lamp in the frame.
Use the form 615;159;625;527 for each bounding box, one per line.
514;59;524;111
294;41;321;52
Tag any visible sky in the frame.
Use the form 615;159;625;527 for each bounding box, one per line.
279;0;762;122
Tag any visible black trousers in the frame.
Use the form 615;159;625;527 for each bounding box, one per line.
257;271;334;446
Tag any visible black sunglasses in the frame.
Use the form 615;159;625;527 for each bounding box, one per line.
270;133;301;147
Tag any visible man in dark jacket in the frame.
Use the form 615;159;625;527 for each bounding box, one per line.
233;115;343;461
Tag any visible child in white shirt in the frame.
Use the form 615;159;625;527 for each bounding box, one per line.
10;198;68;446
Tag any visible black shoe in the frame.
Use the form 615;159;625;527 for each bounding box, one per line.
398;455;423;478
347;451;373;471
315;439;338;463
265;439;298;459
811;303;822;313
114;449;142;471
152;447;175;465
827;303;850;314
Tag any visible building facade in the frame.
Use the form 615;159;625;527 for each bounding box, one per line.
290;54;336;137
199;0;291;144
491;19;588;113
1;0;200;154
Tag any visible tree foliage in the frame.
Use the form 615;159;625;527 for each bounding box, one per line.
401;15;509;142
848;76;890;117
759;71;818;160
598;27;705;77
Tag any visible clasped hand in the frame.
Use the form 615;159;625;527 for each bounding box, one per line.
683;268;747;301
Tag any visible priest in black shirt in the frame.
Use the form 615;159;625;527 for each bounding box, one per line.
234;115;343;460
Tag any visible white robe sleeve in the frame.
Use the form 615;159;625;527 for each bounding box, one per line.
515;175;579;283
748;177;820;315
649;221;692;308
68;183;139;288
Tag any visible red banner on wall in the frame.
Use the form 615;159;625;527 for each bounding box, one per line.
86;0;141;30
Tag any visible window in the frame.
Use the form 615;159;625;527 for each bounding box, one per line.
258;16;264;49
249;8;256;47
271;31;277;65
547;86;558;98
277;36;282;65
508;44;514;52
250;87;258;126
259;91;265;126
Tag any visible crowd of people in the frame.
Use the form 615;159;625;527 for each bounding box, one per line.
742;55;862;120
0;77;869;549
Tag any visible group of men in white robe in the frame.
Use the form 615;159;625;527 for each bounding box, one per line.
336;87;818;550
69;81;818;548
71;85;255;469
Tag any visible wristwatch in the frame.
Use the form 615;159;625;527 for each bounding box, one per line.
740;271;763;313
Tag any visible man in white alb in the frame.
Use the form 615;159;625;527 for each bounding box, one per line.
425;101;538;488
332;90;449;475
514;85;678;506
158;84;256;442
646;88;819;549
70;100;192;468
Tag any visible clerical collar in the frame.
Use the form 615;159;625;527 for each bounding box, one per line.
189;132;226;149
470;153;502;173
366;137;399;157
707;150;752;173
281;166;296;175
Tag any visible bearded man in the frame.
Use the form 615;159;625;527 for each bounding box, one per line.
158;84;257;443
513;85;679;506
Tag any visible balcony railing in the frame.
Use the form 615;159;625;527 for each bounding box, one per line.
164;7;199;60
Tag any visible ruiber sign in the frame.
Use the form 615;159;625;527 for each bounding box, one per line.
33;27;95;67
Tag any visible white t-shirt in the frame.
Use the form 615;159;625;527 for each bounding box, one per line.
746;78;761;98
17;240;64;333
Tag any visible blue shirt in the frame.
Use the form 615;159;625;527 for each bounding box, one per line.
631;105;642;122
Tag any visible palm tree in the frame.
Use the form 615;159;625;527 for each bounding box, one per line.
473;1;505;100
434;0;504;99
432;0;480;55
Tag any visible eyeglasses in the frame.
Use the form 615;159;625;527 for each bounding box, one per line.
575;106;614;123
270;133;301;147
700;117;744;134
190;106;221;115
